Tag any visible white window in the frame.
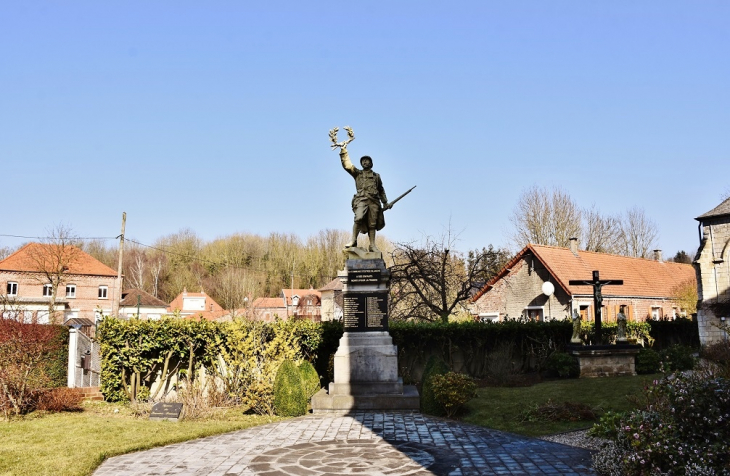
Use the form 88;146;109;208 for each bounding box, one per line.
479;312;500;322
6;282;18;296
43;284;53;297
525;307;544;322
66;284;76;298
651;306;661;320
98;286;108;299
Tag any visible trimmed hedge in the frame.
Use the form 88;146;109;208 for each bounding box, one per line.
273;360;307;417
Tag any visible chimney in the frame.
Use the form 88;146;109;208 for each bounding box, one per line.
653;250;663;262
569;237;579;256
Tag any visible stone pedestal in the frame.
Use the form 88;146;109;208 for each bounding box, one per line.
568;344;641;378
311;257;419;413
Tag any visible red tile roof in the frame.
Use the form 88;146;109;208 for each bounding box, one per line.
0;243;117;277
473;244;695;301
252;297;285;308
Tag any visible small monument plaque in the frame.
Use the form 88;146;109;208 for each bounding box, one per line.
149;402;183;421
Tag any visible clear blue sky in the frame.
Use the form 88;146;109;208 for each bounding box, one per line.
2;1;728;257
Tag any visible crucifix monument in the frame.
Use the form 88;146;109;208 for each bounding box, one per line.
569;270;623;344
567;270;640;378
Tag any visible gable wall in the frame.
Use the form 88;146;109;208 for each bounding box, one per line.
695;216;730;344
472;258;571;321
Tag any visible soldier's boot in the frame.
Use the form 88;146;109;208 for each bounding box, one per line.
368;231;379;252
345;224;358;248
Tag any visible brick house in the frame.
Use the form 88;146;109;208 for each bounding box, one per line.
471;240;696;323
167;290;229;321
249;297;287;322
694;197;730;344
248;288;322;322
0;242;119;324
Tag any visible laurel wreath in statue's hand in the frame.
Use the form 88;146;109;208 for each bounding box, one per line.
329;126;355;150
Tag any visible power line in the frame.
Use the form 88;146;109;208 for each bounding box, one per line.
0;234;116;241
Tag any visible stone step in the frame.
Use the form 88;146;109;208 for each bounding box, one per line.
75;386;105;401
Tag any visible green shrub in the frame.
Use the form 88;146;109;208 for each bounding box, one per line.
273;360;307;417
544;352;579;378
430;372;477;418
660;344;696;372
298;361;321;400
589;410;627;439
635;348;661;374
420;355;449;416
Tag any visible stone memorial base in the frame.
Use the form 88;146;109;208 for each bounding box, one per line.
568;344;641;378
312;331;419;413
311;256;419;413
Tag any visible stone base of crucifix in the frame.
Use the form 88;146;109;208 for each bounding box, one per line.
567;344;641;378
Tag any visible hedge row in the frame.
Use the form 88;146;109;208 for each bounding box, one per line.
98;317;700;401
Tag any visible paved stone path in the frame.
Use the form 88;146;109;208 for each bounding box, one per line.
93;412;595;476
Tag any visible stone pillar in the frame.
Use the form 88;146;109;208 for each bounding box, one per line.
311;258;419;412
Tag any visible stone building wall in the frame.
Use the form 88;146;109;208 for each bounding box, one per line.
471;258;570;321
695;216;730;345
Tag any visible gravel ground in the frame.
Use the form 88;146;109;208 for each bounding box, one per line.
538;429;609;451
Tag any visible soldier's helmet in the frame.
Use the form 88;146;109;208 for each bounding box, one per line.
360;156;373;166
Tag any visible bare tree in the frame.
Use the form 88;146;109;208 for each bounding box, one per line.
390;230;487;323
211;267;259;316
0;246;15;261
618;207;659;258
509;185;582;249
125;246;147;291
26;225;82;324
582;205;622;254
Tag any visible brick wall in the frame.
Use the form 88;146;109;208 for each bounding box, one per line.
695;216;730;345
1;271;117;322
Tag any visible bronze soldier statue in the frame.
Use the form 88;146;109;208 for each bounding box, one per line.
340;150;391;251
329;127;391;252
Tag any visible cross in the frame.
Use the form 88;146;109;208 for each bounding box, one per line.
569;270;623;344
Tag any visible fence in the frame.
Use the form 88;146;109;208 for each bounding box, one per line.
67;328;101;388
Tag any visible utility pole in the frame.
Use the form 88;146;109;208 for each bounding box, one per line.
112;212;126;317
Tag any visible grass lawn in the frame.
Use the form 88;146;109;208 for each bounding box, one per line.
0;402;282;476
462;374;658;437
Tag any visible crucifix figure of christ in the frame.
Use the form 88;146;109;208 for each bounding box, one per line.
569;270;624;344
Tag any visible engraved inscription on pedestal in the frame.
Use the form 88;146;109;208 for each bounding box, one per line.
347;268;381;284
343;291;388;332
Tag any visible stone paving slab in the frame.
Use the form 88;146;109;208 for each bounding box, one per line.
93;412;595;476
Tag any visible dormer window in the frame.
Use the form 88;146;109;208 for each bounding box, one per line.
292;295;300;306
